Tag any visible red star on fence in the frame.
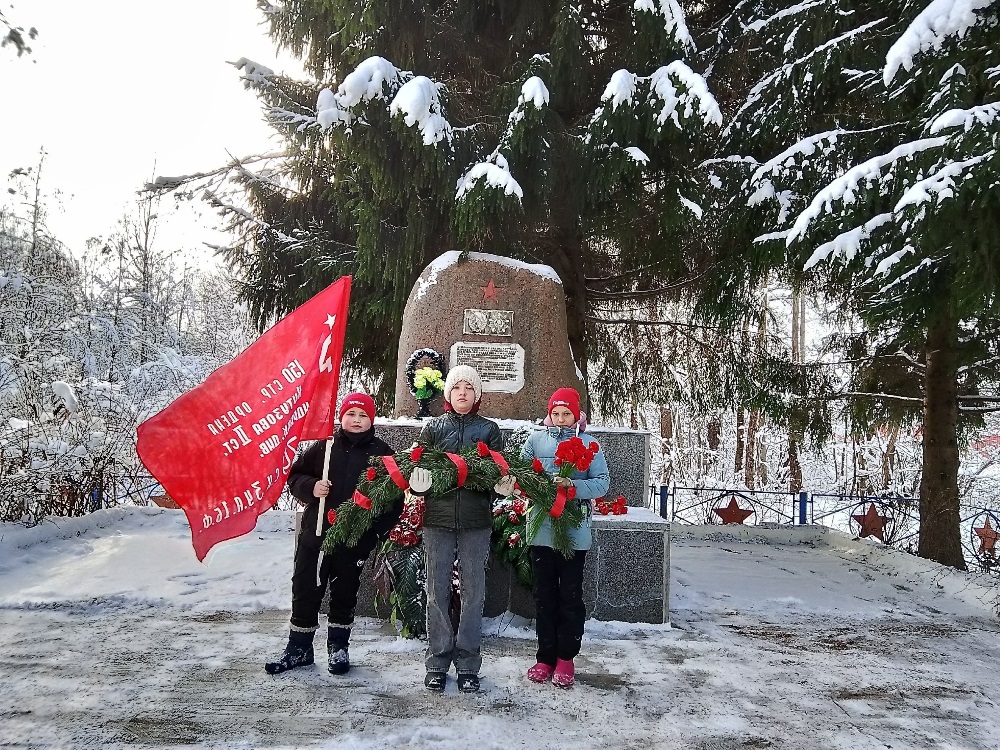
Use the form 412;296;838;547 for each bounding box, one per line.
852;503;888;542
713;497;754;525
973;518;1000;556
480;279;503;303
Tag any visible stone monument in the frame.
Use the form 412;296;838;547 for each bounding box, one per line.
394;251;585;419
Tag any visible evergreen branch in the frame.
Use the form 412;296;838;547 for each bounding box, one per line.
959;356;1000;376
587;286;699;301
585;315;719;330
142;153;284;194
585;266;702;286
824;392;923;404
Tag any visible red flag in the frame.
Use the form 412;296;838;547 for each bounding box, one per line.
136;277;352;560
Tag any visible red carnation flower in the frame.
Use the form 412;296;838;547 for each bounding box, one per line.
532;458;544;473
410;446;424;462
507;532;521;547
405;506;424;528
508;512;521;524
590;441;599;452
477;441;490;457
327;509;337;525
366;467;377;482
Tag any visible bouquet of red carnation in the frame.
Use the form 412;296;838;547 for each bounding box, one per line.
550;437;600;517
595;495;628;516
554;436;599;476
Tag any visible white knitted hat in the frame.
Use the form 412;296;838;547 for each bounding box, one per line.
444;364;483;403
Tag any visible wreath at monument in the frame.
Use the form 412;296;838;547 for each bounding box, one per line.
322;439;593;637
369;488;532;638
371;492;428;638
404;348;446;417
491;489;533;588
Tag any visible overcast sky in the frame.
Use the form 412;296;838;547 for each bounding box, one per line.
1;0;301;260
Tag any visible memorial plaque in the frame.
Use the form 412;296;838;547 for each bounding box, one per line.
463;308;514;337
451;342;524;393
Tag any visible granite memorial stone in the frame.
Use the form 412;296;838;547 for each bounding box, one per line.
394;251;586;419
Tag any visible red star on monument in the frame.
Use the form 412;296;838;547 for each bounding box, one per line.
852;503;888;542
480;279;503;303
973;517;1000;556
713;497;754;525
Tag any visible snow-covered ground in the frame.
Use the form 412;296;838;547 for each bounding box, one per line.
1;508;998;749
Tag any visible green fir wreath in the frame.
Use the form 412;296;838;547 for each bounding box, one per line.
322;442;584;559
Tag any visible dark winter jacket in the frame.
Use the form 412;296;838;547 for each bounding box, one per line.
417;411;503;530
288;426;396;540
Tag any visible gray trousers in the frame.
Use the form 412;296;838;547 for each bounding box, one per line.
423;526;492;675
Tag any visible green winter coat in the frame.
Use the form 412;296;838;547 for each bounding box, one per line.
417;410;503;530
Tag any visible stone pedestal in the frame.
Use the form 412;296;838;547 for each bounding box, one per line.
483;508;670;624
586;508;670;623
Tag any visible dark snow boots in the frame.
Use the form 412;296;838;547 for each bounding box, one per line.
327;624;351;675
264;629;314;674
264;625;352;675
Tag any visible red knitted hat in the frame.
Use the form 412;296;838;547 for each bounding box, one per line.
548;387;581;422
339;392;376;423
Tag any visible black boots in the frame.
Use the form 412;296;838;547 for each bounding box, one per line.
328;624;351;675
264;629;315;674
264;626;353;675
424;671;447;692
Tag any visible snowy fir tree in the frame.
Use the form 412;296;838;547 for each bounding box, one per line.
709;0;1000;568
155;0;724;407
0;5;36;59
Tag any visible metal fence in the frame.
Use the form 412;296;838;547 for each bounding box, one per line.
650;484;1000;576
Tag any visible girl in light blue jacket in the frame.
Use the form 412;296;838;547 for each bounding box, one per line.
520;387;610;688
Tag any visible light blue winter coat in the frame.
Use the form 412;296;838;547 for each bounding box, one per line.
520;426;611;551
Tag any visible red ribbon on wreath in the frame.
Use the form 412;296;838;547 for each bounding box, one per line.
381;455;410;491
445;452;468;486
352;489;372;510
550;484;576;518
489;449;509;476
475;440;509;476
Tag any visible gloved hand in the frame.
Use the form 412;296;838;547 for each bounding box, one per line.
494;474;516;497
553;475;574;489
409;467;433;495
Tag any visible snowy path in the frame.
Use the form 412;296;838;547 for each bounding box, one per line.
0;509;998;749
